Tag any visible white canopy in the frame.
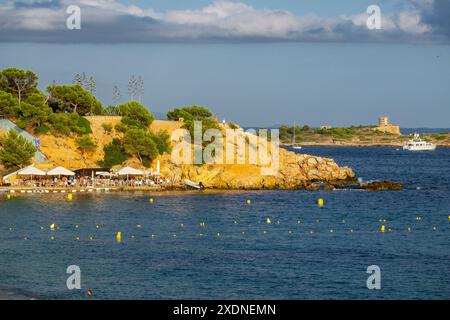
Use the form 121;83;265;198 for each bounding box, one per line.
116;166;144;176
46;166;75;176
96;171;112;177
17;166;46;176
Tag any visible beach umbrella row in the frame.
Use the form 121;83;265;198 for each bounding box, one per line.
11;164;159;181
15;165;75;179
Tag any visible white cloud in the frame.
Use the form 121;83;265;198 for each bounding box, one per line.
0;0;445;43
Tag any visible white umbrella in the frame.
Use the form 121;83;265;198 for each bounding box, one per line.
46;166;75;176
96;171;111;177
116;166;144;180
17;165;46;181
116;166;144;176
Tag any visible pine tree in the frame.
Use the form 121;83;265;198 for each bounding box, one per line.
128;75;137;101
113;85;121;105
87;76;96;95
137;76;144;103
73;73;82;85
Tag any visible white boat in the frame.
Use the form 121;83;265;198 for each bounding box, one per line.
183;179;205;189
403;133;436;151
292;123;302;150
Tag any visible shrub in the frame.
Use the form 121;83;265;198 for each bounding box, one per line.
102;123;113;133
115;122;128;133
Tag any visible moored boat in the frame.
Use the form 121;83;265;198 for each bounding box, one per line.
403;133;436;151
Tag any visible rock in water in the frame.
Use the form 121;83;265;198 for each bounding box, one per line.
160;147;355;190
361;181;403;191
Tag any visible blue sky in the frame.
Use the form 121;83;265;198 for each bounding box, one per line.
0;1;449;127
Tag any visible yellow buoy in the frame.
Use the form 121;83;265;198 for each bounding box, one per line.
67;193;73;201
246;199;251;204
447;215;450;220
199;222;205;227
136;224;142;228
50;223;56;230
318;198;324;207
50;236;55;241
7;194;11;200
89;236;94;240
266;217;272;224
149;198;154;203
116;232;121;242
380;225;386;233
131;235;135;239
76;236;80;241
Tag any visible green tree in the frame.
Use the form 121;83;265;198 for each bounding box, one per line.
0;90;19;118
15;92;52;128
123;128;158;164
167;105;212;121
76;135;97;164
47;113;92;136
167;108;194;121
0;68;38;104
150;130;171;154
0;129;36;169
182;117;219;139
47;84;103;115
99;138;128;168
117;101;154;129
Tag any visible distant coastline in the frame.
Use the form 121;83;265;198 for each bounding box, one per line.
275;125;450;148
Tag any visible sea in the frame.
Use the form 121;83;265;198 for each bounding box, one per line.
0;146;449;300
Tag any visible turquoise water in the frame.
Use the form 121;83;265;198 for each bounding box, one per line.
0;147;449;299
